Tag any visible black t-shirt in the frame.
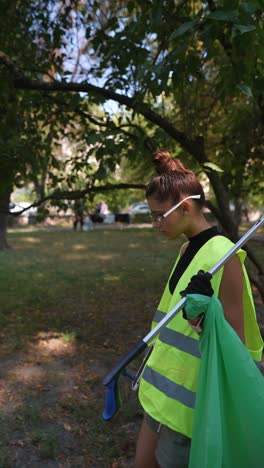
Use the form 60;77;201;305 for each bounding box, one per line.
169;226;220;294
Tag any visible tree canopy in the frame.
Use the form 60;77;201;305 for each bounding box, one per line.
0;1;263;252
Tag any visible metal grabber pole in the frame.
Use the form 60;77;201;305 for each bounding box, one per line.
102;213;264;420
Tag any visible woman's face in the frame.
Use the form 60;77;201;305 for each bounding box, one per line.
147;196;187;240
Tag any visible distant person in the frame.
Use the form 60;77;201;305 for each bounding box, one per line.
73;199;84;231
95;202;102;215
100;202;109;216
91;201;109;223
242;204;250;222
83;213;94;231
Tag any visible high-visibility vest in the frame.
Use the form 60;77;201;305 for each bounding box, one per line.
138;236;263;438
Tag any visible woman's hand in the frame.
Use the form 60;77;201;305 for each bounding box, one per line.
180;270;213;332
180;270;213;298
180;262;245;343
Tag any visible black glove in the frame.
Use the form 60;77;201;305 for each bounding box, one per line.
180;270;213;298
180;270;213;322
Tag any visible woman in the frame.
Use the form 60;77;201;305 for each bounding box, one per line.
135;150;262;468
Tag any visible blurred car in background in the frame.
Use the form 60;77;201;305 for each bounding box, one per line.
8;202;38;227
127;201;150;214
9;202;37;215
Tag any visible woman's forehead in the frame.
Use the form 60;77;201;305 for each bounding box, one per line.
147;197;174;211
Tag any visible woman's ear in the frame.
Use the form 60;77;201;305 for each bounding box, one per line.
181;200;192;214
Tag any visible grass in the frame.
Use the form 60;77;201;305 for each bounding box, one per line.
1;228;182;348
0;226;263;466
32;427;60;459
0;227;183;466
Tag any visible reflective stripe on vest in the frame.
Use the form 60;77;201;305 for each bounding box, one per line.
153;309;166;323
159;327;201;358
153;309;201;357
143;365;196;409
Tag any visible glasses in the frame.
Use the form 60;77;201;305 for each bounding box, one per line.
150;195;201;224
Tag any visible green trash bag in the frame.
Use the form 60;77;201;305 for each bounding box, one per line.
184;294;264;468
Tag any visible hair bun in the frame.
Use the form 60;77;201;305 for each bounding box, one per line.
152;150;191;175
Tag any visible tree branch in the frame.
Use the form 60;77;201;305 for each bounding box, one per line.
204;199;221;222
6;183;146;216
0;50;206;163
0;50;24;78
45;95;157;152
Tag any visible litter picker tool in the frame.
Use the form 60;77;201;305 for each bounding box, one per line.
102;213;264;421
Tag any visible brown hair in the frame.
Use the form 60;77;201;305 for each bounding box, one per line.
146;150;205;206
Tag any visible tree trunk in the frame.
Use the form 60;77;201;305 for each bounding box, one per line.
203;170;264;301
0;169;13;250
34;169;47;202
0;191;11;250
205;170;239;241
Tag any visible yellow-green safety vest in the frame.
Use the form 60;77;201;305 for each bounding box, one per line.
138;235;263;438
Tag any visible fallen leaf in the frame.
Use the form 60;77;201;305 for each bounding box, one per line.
64;423;72;431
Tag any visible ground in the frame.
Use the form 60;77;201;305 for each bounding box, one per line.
0;331;143;468
0;226;263;467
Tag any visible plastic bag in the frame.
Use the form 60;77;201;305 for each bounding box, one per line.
185;294;264;468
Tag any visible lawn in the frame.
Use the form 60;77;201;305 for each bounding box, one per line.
0;227;182;468
0;226;263;467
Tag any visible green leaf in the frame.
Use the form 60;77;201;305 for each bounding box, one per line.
233;24;256;34
207;10;238;22
202;162;224;173
170;21;196;40
237;84;253;98
240;3;258;15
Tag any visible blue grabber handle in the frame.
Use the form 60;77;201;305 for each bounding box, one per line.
102;340;147;420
